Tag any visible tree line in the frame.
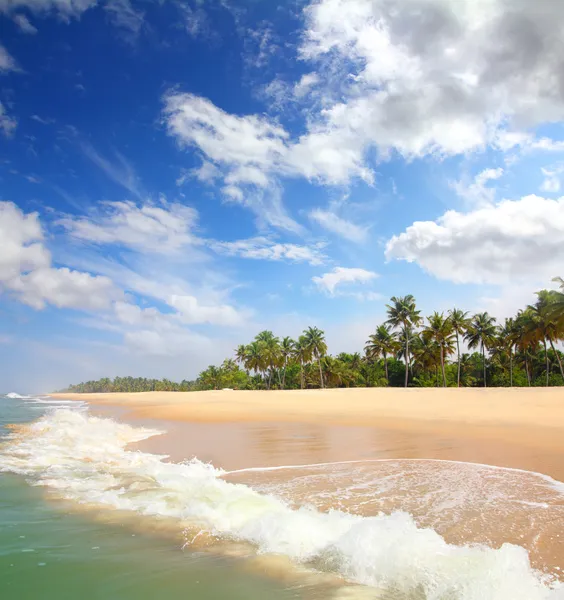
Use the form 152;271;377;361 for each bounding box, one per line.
62;278;564;392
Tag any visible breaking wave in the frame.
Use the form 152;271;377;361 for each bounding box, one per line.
0;408;562;600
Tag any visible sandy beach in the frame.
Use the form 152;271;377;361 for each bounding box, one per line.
46;387;564;576
50;387;564;429
51;387;564;479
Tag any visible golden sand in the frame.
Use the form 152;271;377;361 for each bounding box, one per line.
51;387;564;479
50;387;564;429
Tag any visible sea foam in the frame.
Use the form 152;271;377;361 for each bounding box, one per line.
0;408;562;600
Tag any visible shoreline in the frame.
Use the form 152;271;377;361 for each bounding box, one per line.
51;388;564;480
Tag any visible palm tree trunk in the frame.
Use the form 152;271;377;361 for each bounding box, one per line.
482;344;487;388
404;329;409;388
384;354;389;382
456;333;461;388
282;358;287;390
525;355;531;386
318;354;324;389
441;346;446;387
544;338;549;386
548;338;564;381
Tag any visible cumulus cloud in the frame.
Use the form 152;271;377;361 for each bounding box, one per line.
291;0;564;182
312;266;378;295
386;195;564;285
0;102;17;137
59;200;199;253
309;208;368;243
0;202;120;310
210;236;326;265
10;267;118;310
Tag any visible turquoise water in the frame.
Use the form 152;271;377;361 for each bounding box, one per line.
0;396;297;600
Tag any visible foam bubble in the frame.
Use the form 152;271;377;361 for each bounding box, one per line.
0;408;561;599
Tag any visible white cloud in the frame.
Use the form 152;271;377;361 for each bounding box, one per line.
81;143;143;199
386;194;564;285
210;236;326;265
10;267;118;310
59;200;199;254
169;294;246;327
312;266;378;295
531;138;564;152
163;92;288;182
293;73;320;98
0;202;50;282
0;102;17;137
309;208;368;243
0;202;120;310
451;168;504;208
291;0;564;182
0;43;19;73
0;0;98;19
104;0;144;36
540;166;563;193
162;92;375;230
163;92;306;232
178;159;221;186
13;14;37;33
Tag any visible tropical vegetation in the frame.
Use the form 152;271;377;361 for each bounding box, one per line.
62;279;564;392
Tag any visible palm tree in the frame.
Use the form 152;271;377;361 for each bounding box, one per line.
514;311;535;386
448;308;470;387
499;318;517;386
548;277;564;327
235;344;247;368
293;335;311;389
423;312;455;387
386;295;422;387
244;341;264;380
254;331;280;389
303;326;328;388
280;336;295;389
532;290;564;382
465;312;497;387
411;334;441;385
365;324;397;382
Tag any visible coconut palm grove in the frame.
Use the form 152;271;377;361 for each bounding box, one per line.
62;278;564;393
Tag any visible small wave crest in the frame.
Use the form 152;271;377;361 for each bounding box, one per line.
0;408;562;599
5;392;32;399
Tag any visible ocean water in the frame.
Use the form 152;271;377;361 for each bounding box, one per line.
1;393;564;600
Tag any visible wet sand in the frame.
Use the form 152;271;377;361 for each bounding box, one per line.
55;388;564;479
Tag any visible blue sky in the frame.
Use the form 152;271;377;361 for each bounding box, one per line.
2;0;564;392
